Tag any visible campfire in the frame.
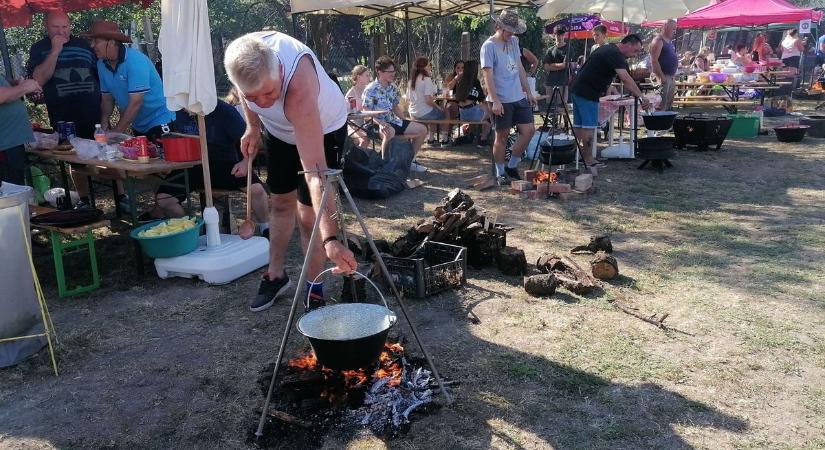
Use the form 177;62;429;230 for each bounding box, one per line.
256;342;441;444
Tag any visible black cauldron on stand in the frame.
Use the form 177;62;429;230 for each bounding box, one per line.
641;111;678;131
636;137;676;172
539;136;577;166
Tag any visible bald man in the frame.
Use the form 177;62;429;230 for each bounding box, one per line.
28;12;109;209
649;19;678;111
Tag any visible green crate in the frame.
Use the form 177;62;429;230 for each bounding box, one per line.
726;114;760;138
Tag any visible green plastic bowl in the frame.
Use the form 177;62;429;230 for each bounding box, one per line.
130;217;204;258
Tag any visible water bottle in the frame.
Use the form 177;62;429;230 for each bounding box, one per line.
94;124;107;158
754;106;764;133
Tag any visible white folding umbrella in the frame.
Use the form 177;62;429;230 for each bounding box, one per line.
154;0;270;284
537;0;695;23
158;0;220;246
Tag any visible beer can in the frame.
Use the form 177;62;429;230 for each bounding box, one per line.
55;121;66;142
347;96;357;113
64;121;76;140
136;136;150;163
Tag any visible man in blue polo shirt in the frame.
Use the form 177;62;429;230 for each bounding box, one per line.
82;21;173;140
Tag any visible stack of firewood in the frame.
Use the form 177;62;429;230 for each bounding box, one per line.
390;189;510;269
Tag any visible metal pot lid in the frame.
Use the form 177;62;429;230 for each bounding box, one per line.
642;111;678;117
297;303;397;341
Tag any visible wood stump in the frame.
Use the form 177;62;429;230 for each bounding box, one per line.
496;246;527;276
524;274;558;297
591;251;619;280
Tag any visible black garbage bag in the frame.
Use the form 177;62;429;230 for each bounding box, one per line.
343;139;414;199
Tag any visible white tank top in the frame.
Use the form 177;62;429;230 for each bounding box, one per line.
246;32;347;144
781;36;801;58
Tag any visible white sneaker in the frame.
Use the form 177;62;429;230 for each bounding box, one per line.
410;161;428;173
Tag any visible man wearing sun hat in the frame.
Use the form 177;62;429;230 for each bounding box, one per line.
480;9;536;185
82;20;174;140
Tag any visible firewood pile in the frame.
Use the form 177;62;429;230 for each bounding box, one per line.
389;189;512;269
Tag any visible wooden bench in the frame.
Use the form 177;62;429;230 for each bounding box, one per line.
30;206;110;298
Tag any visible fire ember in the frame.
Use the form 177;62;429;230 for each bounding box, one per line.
254;342;444;445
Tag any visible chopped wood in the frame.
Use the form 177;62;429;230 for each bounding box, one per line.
268;410;312;428
536;253;565;273
524;274;558;297
571;235;613;254
533;253;595;294
496;246;527;276
591;251;619;280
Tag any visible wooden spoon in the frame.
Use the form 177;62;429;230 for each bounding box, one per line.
238;157;256;239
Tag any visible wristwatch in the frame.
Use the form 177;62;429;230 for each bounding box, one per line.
322;235;339;247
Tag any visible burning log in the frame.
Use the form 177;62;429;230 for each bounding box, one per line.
496;246;527;276
571;235;613;254
524;274;558;297
591;251;619;280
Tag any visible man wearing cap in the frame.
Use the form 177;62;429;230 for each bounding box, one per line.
223;32;357;313
83;21;174;140
480;9;536;185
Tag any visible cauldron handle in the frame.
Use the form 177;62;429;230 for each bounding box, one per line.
307;268;393;318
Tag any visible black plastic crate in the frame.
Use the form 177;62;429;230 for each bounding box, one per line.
383;242;467;298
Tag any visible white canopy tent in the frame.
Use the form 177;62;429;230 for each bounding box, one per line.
290;0;542;19
537;0;708;23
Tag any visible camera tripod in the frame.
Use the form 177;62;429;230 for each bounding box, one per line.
255;169;452;438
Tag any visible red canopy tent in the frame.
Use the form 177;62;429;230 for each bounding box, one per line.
1;0;153;28
0;1;153;77
675;0;823;29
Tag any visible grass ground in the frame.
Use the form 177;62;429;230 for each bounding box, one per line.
1;108;824;450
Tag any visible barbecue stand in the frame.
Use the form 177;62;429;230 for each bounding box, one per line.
255;169;453;438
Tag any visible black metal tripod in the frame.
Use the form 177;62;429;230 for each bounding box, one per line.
527;86;587;171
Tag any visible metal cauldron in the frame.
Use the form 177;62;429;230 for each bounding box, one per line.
297;269;397;370
539;135;577;166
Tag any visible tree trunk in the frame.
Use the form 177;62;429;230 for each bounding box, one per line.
496;246;527;276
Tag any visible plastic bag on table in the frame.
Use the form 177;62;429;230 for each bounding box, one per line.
69;137;102;160
32;132;59;149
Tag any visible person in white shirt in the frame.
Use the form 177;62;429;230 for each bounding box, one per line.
407;57;447;145
781;28;804;74
223;31;356;313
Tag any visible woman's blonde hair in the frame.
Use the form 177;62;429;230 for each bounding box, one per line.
351;64;369;79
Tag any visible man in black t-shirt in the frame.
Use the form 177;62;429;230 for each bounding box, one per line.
27;12;123;210
542;25;571;104
28;12;100;138
570;34;650;169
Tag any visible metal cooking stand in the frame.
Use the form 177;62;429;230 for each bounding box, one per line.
528;85;587;171
255;169;453;438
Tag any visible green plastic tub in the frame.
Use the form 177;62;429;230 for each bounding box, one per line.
726;114;760;139
130;217;204;258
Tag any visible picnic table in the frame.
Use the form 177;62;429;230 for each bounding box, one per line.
26;147;202;274
674;81;789;112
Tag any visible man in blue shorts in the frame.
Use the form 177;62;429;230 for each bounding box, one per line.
82;21;174;141
480;9;536;185
570;34;650;168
